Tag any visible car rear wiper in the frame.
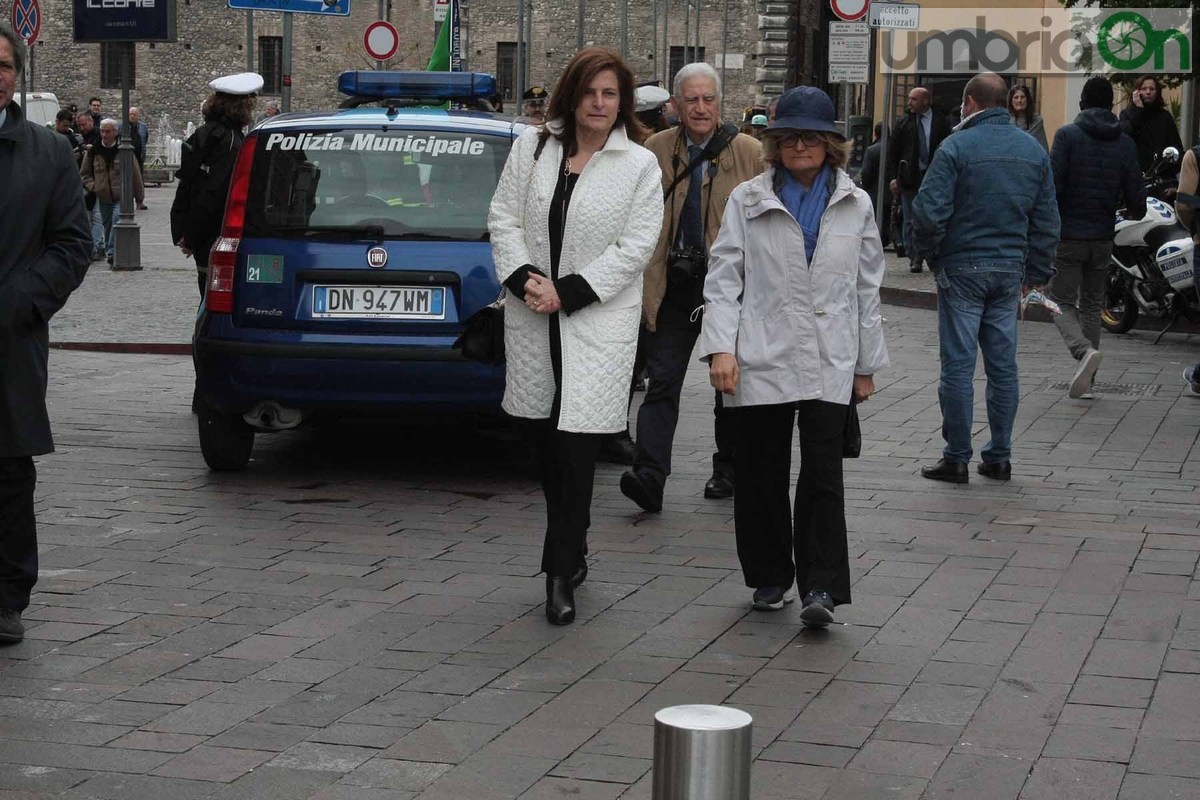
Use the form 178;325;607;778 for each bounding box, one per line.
271;224;388;239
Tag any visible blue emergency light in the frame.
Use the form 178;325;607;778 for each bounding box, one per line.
338;71;497;100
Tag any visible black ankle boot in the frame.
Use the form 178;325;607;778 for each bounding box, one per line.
546;576;576;625
569;554;588;589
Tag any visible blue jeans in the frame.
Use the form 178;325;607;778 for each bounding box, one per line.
90;204;105;254
936;270;1022;465
99;201;118;258
900;190;920;264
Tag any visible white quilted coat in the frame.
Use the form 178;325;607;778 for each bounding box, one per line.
488;123;664;433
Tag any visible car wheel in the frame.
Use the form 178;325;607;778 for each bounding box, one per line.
198;408;255;471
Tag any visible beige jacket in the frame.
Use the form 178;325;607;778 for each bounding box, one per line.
1175;147;1198;242
641;127;763;330
81;145;145;205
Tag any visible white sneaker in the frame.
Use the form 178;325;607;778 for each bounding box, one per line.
1185;366;1200;398
1069;349;1102;399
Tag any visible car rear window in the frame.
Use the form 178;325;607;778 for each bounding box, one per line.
243;127;512;241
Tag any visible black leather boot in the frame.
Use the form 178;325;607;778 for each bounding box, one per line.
545;576;576;625
569;554;588;589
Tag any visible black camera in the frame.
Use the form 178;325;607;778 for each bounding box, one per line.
668;245;707;283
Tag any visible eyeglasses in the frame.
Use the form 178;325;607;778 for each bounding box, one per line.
776;131;825;149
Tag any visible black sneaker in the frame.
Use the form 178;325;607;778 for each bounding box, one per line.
0;608;25;644
800;591;835;628
752;586;795;611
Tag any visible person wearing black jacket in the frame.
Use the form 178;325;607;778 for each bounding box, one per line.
170;73;260;297
857;122;891;248
0;26;93;643
1049;77;1146;400
886;87;950;272
1119;75;1182;175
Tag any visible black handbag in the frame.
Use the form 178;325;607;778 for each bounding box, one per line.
453;296;505;365
843;399;862;459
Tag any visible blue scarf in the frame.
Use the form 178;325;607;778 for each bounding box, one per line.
778;165;830;262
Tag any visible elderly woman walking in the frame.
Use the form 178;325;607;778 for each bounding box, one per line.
700;86;889;628
488;48;664;625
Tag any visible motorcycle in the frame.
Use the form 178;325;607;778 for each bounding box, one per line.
1102;147;1200;342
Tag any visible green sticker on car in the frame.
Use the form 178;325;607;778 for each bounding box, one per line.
247;255;284;284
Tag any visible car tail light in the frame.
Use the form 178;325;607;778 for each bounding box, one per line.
205;138;258;314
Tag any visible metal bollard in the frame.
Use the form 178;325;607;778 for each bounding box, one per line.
652;705;752;800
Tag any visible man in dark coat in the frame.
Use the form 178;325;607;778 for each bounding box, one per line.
0;25;92;644
887;86;951;272
1048;77;1145;400
858;122;892;248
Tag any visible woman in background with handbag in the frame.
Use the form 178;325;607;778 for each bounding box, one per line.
488;47;663;625
699;86;888;628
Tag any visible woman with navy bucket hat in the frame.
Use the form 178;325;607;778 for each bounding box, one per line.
698;86;889;627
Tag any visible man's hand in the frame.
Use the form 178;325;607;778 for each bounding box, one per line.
176;238;193;258
524;272;561;314
853;374;875;403
889;178;899;194
709;353;739;395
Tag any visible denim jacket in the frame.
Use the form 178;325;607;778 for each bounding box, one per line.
911;107;1060;285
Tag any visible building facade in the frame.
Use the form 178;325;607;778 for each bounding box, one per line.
22;0;825;150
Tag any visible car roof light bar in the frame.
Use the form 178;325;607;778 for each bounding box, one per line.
338;71;498;101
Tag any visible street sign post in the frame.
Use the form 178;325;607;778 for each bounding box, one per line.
364;20;399;62
434;0;449;22
868;2;919;30
12;0;41;45
227;0;352;16
829;64;870;83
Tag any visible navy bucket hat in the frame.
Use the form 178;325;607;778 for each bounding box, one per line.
769;86;844;139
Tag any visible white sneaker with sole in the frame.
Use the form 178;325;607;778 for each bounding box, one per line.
1069;349;1102;399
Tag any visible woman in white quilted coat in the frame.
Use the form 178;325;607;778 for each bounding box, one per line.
700;86;889;629
488;48;664;625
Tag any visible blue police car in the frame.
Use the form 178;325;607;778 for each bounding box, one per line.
194;72;516;470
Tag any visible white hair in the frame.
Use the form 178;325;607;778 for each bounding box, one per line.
99;118;120;130
673;62;721;100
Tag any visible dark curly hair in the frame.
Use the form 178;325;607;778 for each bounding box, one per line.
202;91;256;129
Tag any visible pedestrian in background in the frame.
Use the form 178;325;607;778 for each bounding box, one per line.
632;83;671;143
73;110;105;262
517;85;548;125
749;114;768;140
87;96;102;131
1119;75;1182;175
701;86;888;626
488;47;663;625
129;106;150;209
80;118;145;267
887;86;950;273
912;72;1060;484
256;99;280;125
1008;84;1047;151
171;72;260;297
0;25;92;644
619;62;762;514
1047;77;1144;399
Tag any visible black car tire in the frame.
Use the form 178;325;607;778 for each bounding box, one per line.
198;409;255;471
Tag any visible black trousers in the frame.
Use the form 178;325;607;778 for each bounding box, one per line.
0;457;38;613
632;299;736;488
522;420;603;578
734;400;851;606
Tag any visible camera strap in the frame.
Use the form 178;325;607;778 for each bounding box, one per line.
662;122;738;200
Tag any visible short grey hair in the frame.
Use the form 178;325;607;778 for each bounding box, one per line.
0;24;23;77
673;62;721;100
99;118;120;131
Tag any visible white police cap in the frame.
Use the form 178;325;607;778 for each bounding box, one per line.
635;85;670;113
208;72;264;96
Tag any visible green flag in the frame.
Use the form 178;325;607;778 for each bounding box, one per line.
426;8;451;71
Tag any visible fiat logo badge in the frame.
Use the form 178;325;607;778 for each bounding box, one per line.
367;247;388;269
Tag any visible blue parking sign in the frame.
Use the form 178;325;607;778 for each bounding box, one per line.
227;0;352;15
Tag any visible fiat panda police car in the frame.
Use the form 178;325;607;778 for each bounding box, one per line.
193;72;517;470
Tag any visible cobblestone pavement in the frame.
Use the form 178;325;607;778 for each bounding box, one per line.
4;296;1200;798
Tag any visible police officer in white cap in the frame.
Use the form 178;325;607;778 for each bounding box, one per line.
170;72;262;298
633;84;671;144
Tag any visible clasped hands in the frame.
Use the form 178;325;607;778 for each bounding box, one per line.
524;273;561;314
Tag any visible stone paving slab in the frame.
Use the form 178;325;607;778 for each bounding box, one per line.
6;290;1200;797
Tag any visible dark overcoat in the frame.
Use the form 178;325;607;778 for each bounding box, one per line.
0;102;92;457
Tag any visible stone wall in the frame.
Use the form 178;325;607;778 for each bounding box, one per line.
22;0;821;149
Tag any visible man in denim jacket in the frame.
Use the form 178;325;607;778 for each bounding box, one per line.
911;73;1060;484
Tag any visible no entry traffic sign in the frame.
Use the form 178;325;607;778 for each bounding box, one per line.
364;20;399;61
830;0;868;22
12;0;41;45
